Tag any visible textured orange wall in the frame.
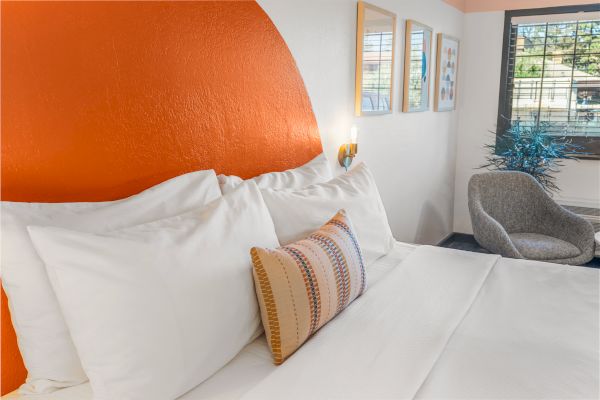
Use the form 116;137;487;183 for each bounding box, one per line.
1;0;321;394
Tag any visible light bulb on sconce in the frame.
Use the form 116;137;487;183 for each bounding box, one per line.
338;125;358;171
350;125;358;145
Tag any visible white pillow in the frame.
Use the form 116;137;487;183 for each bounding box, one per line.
260;162;394;265
28;182;279;400
1;169;221;394
217;153;332;194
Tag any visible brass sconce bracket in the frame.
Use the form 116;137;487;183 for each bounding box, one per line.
338;143;358;171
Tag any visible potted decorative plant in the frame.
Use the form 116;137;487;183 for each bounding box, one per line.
480;120;584;194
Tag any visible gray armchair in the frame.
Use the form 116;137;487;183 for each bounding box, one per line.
468;171;595;265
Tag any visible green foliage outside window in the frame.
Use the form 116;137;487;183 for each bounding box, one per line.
514;21;599;78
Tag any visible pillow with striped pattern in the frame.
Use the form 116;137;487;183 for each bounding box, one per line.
251;209;366;364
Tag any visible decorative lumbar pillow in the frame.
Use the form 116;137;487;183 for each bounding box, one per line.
260;162;394;265
218;153;332;194
251;209;367;364
27;182;279;400
1;169;221;394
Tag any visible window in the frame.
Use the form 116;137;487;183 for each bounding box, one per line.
497;5;600;158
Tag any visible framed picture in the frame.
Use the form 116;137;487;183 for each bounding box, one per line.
434;34;459;111
402;20;432;113
355;2;397;116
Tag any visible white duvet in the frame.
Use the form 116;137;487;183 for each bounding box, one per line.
7;243;599;400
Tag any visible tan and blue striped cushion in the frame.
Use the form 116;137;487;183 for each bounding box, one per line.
251;209;367;364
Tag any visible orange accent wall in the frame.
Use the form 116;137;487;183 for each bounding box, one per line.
1;1;321;394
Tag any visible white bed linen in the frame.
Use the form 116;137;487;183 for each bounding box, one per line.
239;246;499;400
7;243;599;400
415;256;600;399
183;242;418;400
5;242;416;400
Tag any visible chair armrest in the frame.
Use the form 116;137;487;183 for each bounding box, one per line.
539;203;595;255
469;202;522;258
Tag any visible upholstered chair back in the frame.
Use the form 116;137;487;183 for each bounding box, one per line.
468;171;551;234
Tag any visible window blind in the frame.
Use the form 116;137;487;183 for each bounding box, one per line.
504;12;600;137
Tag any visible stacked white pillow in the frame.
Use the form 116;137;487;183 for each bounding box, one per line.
1;170;222;394
4;156;395;399
28;182;279;400
260;162;395;265
217;153;332;194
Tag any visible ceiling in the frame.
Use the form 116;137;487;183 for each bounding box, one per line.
443;0;598;13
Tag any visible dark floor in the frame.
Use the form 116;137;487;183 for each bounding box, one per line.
439;233;600;269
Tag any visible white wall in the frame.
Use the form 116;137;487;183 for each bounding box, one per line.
453;11;600;234
258;0;464;244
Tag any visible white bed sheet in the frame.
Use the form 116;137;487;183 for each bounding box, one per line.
238;246;499;400
415;256;600;399
7;242;599;400
5;242;418;400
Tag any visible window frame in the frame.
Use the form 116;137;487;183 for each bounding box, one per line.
496;4;600;159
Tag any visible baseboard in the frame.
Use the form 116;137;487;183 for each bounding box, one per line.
437;232;478;246
436;231;455;246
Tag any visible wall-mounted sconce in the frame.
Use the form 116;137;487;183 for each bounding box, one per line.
338;126;358;171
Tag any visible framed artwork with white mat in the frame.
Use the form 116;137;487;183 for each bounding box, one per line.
434;33;459;112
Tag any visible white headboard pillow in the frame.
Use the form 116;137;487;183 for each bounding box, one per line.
27;181;279;400
218;153;332;194
260;162;395;265
1;170;221;394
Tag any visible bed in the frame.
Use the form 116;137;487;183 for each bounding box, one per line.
3;3;598;396
6;241;598;400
